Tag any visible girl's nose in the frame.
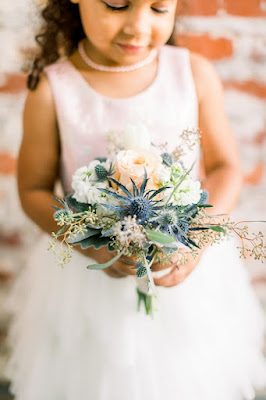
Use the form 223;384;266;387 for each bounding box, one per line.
122;9;151;38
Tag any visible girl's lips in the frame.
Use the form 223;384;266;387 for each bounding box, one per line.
116;43;145;54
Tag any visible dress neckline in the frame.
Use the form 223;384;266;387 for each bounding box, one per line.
65;46;164;102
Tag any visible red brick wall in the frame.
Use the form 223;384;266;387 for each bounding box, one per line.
177;0;266;17
173;0;266;301
175;0;266;184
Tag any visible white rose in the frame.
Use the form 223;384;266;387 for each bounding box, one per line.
123;122;151;151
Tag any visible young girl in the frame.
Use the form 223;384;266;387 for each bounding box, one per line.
6;0;266;398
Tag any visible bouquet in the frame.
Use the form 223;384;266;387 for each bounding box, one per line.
49;124;265;315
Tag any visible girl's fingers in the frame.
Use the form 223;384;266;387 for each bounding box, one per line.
120;265;137;276
153;266;184;287
103;266;127;278
151;261;172;272
114;261;137;276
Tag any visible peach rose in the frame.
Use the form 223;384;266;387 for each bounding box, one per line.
112;150;162;193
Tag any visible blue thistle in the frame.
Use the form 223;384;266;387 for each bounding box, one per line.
98;169;168;225
124;260;147;278
158;209;178;227
94;162;114;182
161;152;173;167
177;220;190;233
129;197;152;223
153;190;210;250
155;208;199;250
95;164;108;181
198;189;209;205
54;210;69;220
136;265;147;278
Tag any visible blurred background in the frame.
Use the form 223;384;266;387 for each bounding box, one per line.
0;0;265;398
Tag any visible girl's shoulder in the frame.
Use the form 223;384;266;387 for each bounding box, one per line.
162;44;216;72
24;72;58;141
43;58;71;84
26;72;55;110
190;51;223;103
162;45;222;102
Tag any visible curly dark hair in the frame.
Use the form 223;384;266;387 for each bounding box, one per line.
28;0;185;91
28;0;85;90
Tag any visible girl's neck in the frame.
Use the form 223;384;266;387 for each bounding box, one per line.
68;45;161;99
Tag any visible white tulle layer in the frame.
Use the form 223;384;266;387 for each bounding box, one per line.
5;235;266;400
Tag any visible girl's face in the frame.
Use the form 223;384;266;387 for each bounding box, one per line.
70;0;177;65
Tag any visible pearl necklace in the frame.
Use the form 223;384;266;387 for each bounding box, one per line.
78;41;157;72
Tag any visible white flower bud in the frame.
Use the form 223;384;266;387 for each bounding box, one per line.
123;123;151;151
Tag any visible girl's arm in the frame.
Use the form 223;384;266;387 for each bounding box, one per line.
193;53;242;215
18;75;61;234
154;53;243;287
18;75;131;277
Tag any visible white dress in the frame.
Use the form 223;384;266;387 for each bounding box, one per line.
6;45;266;400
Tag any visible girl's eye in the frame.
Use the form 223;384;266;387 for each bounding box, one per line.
103;1;168;13
104;2;128;11
151;7;168;13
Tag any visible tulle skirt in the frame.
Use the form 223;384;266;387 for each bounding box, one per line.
5;234;266;400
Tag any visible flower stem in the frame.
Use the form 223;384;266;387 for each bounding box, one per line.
144;254;157;296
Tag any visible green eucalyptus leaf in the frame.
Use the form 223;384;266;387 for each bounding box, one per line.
52;206;61;211
56;225;68;236
53;196;67;208
145;229;176;244
164;246;180;254
94;157;107;163
87;251;123;270
55;225;68;236
79;235;109;249
66;194;91;212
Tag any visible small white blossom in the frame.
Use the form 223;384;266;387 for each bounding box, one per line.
154;164;171;186
95;190;119;216
71;160;111;204
72;181;107;204
170;162;185;185
112;216;146;247
164;179;202;206
161;162;202;206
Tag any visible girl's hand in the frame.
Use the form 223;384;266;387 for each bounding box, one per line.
76;246;173;279
102;266;126;279
153;248;204;287
75;246;137;278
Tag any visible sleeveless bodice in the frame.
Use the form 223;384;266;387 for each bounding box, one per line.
45;45;199;194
